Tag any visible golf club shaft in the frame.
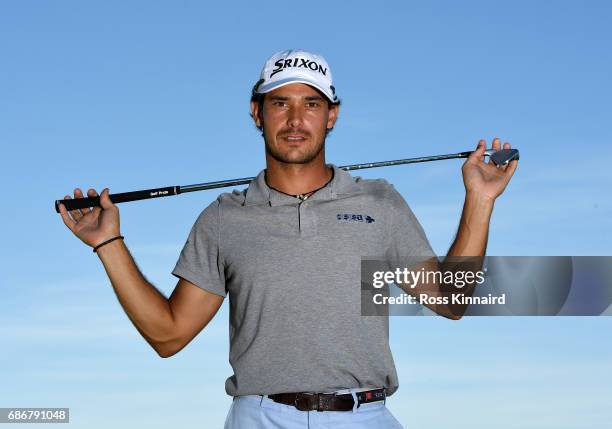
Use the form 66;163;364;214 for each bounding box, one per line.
53;150;487;213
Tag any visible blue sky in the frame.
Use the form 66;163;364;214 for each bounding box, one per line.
1;1;611;427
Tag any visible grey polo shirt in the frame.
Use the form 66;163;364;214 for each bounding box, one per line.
172;164;436;397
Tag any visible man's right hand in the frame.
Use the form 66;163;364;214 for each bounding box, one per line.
58;188;121;249
57;187;224;358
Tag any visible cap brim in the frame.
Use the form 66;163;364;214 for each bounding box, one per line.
257;77;337;103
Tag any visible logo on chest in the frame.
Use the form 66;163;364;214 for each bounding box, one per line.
336;213;375;224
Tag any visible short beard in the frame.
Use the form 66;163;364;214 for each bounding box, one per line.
263;130;326;165
265;140;325;164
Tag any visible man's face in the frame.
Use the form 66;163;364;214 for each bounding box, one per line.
251;83;339;165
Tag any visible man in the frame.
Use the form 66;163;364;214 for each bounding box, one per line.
58;49;517;428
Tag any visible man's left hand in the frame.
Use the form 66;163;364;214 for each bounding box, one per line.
462;137;518;201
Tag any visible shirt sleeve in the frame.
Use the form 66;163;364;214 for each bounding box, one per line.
172;199;227;297
384;183;437;269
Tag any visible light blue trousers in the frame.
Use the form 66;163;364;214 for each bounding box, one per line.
223;391;405;429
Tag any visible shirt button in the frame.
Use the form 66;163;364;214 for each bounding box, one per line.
303;202;309;207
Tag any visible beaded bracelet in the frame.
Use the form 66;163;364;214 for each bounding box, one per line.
93;235;124;253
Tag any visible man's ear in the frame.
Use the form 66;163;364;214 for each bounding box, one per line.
326;104;340;130
250;101;263;130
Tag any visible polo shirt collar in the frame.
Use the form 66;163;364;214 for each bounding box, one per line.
244;164;361;207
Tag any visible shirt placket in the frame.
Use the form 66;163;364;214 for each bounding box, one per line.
297;199;317;237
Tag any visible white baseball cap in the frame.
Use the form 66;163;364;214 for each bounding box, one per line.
253;49;339;103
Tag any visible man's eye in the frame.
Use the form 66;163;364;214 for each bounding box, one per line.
306;102;320;108
273;101;287;107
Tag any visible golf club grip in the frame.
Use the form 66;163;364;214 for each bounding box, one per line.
54;186;179;213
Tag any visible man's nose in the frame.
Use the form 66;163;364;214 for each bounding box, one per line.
287;104;304;128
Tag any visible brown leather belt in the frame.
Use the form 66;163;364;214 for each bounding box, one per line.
268;388;386;412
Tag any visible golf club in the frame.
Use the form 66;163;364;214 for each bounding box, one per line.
54;148;519;213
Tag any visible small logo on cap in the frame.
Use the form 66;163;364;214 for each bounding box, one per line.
270;57;328;78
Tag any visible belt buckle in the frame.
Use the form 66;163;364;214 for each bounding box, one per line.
294;393;316;412
316;393;327;412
